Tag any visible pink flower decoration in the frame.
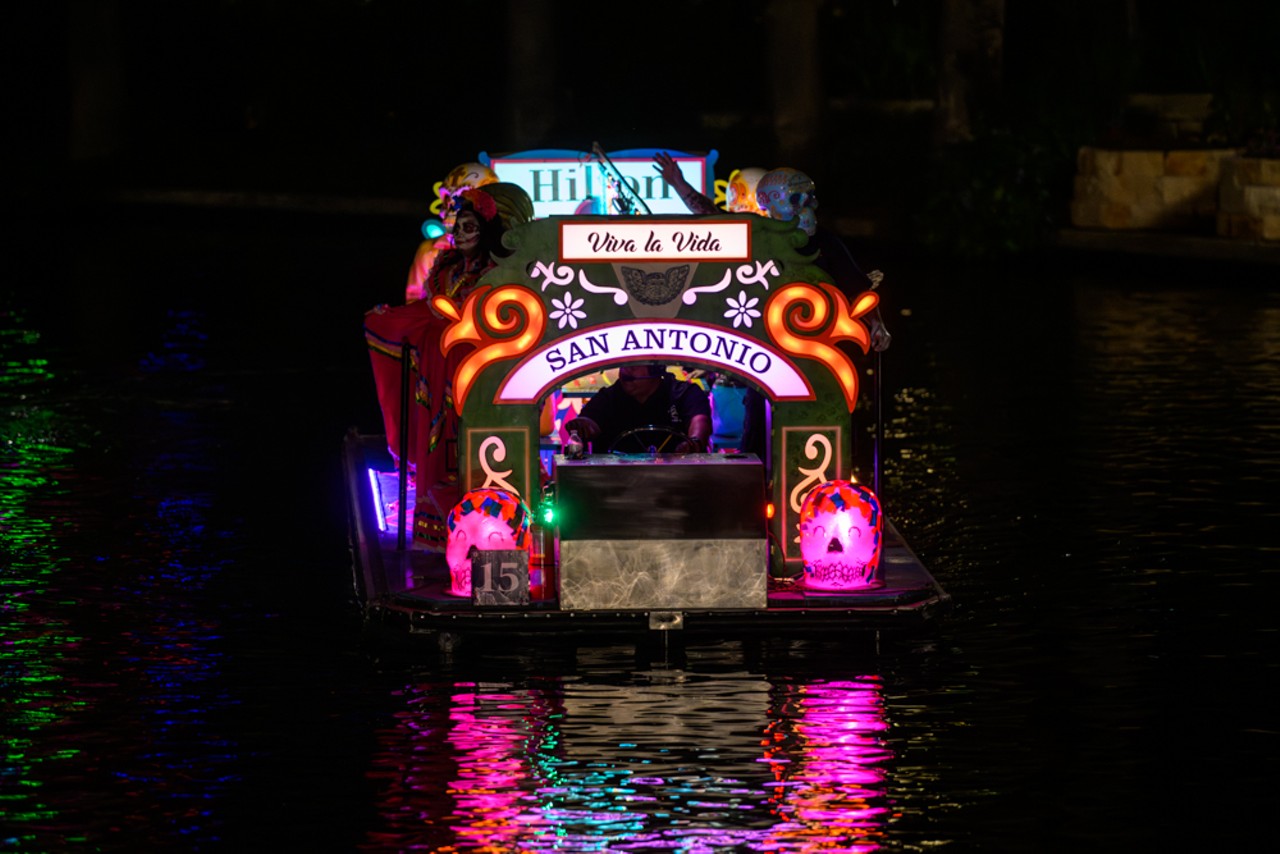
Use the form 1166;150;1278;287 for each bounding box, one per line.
459;188;499;222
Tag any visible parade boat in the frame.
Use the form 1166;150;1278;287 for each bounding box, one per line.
344;148;950;651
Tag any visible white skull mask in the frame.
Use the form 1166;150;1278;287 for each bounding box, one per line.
756;168;818;236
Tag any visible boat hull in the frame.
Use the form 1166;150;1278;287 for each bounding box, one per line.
343;430;950;648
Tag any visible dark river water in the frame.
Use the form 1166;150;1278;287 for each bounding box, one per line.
3;207;1277;851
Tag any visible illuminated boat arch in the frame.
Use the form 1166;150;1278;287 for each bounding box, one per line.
431;214;880;569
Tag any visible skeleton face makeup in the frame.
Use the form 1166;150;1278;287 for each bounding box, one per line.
452;211;483;255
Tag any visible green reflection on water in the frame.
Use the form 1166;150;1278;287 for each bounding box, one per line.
1;312;82;836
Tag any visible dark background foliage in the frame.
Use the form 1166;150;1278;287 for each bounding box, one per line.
13;0;1278;257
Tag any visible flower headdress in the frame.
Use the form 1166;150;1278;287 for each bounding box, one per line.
454;187;499;222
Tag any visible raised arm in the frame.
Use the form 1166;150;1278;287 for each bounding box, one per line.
653;152;719;215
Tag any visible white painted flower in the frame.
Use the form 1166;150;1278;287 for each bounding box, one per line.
550;291;587;329
723;290;761;328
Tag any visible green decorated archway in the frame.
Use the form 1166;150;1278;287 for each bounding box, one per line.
431;214;880;570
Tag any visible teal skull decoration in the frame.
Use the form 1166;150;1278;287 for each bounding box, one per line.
756;168;818;237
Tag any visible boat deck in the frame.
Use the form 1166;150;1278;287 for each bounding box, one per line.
343;431;950;645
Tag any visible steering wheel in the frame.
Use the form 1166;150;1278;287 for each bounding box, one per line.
608;425;692;455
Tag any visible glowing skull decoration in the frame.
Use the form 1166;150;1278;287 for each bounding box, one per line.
445;488;531;597
756;167;818;236
433;162;499;227
440;162;498;199
797;480;884;591
726;167;767;215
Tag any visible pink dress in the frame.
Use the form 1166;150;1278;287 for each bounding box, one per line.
364;250;494;548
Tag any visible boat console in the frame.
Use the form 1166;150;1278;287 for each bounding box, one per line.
554;452;767;610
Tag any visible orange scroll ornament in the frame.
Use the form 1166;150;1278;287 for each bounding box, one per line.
434;285;547;415
764;282;878;412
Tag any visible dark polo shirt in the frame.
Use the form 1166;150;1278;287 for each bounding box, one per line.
578;373;711;453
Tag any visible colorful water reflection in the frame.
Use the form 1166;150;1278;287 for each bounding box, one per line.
365;667;892;850
1;315;81;840
0;307;237;849
761;677;890;851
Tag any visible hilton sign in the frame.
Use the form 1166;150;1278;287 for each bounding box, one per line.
480;148;717;218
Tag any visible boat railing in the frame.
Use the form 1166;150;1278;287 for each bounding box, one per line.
397;339;411;549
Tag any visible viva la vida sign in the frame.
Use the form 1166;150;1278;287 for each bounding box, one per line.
559;220;751;263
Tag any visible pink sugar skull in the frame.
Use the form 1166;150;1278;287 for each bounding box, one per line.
797;480;883;591
446;488;532;597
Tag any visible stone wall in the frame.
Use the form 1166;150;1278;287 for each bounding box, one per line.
1070;147;1238;231
1071;146;1278;242
1217;157;1280;241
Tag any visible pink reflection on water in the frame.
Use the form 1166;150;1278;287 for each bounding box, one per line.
761;677;890;851
366;672;891;851
445;688;551;844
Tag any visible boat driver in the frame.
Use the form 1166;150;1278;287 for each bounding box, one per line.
565;363;712;455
